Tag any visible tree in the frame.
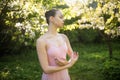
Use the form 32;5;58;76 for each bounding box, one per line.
0;0;63;55
78;0;120;59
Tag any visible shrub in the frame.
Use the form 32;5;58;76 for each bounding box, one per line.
101;59;120;80
78;28;99;43
60;28;99;44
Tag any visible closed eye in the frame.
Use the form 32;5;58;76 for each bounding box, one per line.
60;15;63;19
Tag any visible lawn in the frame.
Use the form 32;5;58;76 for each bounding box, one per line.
0;42;120;80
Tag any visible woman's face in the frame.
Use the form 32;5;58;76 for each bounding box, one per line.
53;10;64;27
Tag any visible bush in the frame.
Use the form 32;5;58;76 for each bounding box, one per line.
78;28;99;43
61;29;79;43
60;28;99;44
101;59;120;80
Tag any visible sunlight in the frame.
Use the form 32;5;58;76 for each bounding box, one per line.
64;0;89;6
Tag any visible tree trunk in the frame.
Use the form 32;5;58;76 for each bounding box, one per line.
98;30;113;60
106;35;113;60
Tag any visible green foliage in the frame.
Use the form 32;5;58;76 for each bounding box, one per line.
0;0;64;55
0;43;120;80
60;28;101;43
77;0;120;59
78;0;120;37
60;29;79;43
0;50;42;80
78;28;99;43
101;59;120;80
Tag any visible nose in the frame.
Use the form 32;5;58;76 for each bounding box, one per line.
63;18;64;22
62;21;64;24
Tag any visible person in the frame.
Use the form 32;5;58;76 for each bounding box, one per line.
36;9;79;80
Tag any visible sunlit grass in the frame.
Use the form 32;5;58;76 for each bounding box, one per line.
0;43;120;80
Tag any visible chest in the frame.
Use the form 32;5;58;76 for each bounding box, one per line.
47;36;65;47
46;36;68;58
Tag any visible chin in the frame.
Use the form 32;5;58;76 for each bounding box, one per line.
59;25;63;28
57;25;63;28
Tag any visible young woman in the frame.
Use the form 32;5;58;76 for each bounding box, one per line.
36;9;79;80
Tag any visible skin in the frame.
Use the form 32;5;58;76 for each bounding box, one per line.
36;10;79;74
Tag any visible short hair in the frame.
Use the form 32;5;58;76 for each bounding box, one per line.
45;9;58;24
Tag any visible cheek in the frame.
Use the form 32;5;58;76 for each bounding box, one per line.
54;18;63;27
54;19;60;25
57;21;62;26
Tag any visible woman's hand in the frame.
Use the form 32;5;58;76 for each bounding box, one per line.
55;58;69;66
68;51;79;68
55;51;79;67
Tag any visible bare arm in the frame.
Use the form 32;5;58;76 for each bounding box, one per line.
54;34;79;66
62;34;74;58
36;38;74;74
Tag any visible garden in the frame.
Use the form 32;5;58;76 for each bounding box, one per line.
0;0;120;80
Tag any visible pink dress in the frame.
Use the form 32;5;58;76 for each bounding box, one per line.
41;39;70;80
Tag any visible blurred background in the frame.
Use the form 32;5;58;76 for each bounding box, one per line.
0;0;120;80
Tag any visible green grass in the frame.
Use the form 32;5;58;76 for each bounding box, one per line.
0;43;120;80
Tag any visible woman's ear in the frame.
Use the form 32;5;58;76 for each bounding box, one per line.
49;16;54;23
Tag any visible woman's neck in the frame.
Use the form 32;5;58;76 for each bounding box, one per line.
47;23;58;36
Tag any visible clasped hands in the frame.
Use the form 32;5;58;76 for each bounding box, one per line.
55;52;79;66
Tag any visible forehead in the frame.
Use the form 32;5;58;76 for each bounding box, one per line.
55;10;63;16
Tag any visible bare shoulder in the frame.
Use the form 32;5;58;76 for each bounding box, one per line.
36;35;46;45
60;33;69;40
